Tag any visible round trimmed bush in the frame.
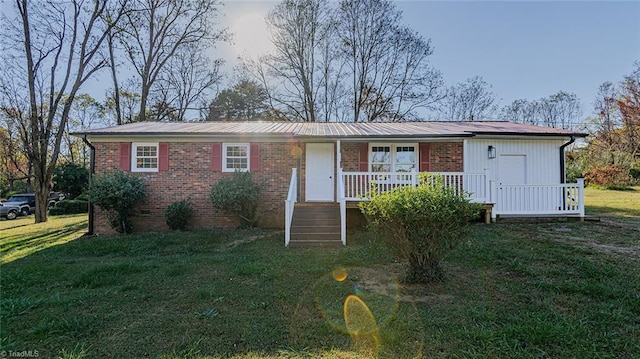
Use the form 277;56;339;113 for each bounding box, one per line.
165;199;193;231
88;170;146;234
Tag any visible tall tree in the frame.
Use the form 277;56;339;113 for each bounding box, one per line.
60;94;103;166
500;99;540;125
263;0;335;122
337;0;442;122
155;44;223;121
117;0;227;122
538;91;582;129
250;0;443;122
501;91;583;129
0;0;127;223
0;115;31;193
617;62;640;156
440;76;498;121
208;80;271;121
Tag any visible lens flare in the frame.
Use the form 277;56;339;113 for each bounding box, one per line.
344;294;380;355
332;266;348;282
288;266;425;357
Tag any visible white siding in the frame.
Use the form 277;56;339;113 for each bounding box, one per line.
464;138;568;185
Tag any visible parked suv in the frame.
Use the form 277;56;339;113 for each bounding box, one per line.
4;192;60;216
0;202;21;220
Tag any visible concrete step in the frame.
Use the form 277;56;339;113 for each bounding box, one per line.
291;217;340;226
291;225;340;234
293;207;339;218
290;232;340;241
288;239;343;247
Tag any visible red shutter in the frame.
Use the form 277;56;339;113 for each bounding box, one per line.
358;143;368;171
211;143;222;171
250;143;261;172
119;142;131;171
158;143;169;171
419;143;431;172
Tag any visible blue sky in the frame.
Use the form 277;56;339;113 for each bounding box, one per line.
221;0;640;120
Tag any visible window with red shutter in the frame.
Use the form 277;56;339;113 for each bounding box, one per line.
158;143;169;171
419;143;431;172
211;143;222;171
358;143;368;171
250;143;260;172
131;143;159;172
119;143;131;171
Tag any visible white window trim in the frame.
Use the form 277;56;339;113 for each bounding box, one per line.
222;143;250;172
131;142;159;173
369;143;418;172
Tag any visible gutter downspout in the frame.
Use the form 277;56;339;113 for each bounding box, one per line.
559;136;576;183
82;134;95;235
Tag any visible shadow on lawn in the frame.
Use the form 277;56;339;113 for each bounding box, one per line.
0;220;87;264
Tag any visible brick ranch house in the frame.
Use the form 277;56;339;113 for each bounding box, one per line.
79;121;587;245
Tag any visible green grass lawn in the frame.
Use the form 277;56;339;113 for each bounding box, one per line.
0;214;88;264
1;191;639;358
585;185;640;218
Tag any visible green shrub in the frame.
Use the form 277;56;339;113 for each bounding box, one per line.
49;200;88;215
209;171;262;228
53;163;89;199
359;174;481;283
88;170;146;234
584;164;632;190
74;192;89;201
165;199;193;231
630;167;640;182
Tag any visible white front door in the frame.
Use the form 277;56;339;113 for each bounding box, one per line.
499;154;527;184
305;143;334;201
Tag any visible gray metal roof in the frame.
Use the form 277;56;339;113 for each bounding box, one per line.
79;121;586;138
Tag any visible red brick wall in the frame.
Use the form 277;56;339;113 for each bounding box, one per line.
430;142;464;172
92;141;298;235
92;140;463;235
340;142;362;172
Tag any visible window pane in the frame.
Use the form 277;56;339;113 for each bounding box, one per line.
395;146;416;165
396;164;414;173
371;146;391;163
226;158;248;169
227;146;248;157
134;145;158;170
137;146;157;157
372;164;391;172
137;157;157;169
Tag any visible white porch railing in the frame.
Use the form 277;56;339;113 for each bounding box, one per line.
331;171;585;247
341;170;489;203
284;168;297;246
338;169;347;246
494;179;585;217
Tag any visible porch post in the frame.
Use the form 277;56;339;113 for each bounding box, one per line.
490;180;498;222
483;168;491;203
577;178;585;220
338;168;347;245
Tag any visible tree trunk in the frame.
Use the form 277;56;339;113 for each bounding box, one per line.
108;30;123;125
33;179;49;223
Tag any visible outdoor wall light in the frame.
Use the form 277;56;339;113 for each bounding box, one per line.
488;145;496;159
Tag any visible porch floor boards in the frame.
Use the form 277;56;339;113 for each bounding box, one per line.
289;203;342;247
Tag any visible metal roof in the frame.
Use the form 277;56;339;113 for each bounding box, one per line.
79;121;586;138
